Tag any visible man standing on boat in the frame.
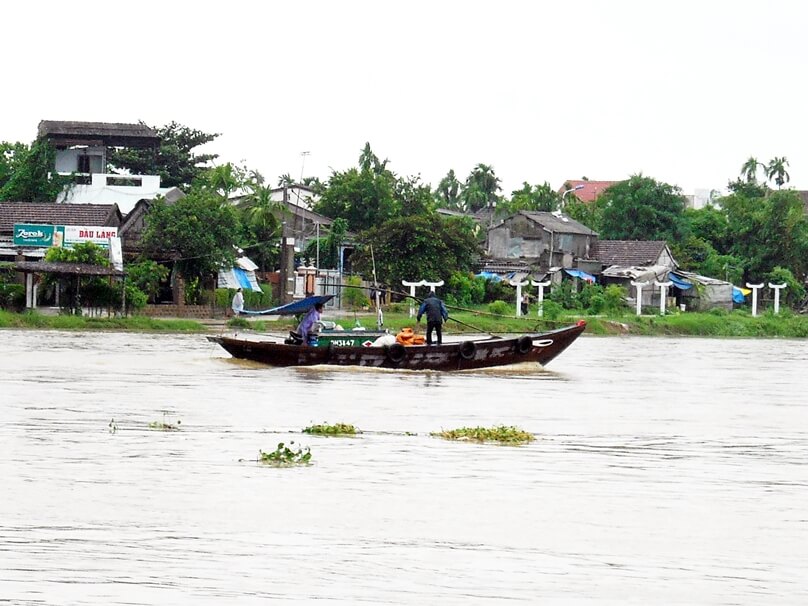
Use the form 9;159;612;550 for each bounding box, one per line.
417;291;449;345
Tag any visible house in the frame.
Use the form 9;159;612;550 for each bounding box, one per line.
594;240;677;308
669;270;734;311
486;211;598;271
38;120;181;213
39;120;159;177
0;202;122;261
0;202;123;309
559;180;618;203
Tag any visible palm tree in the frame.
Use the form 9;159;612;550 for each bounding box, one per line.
740;156;764;183
766;157;790;189
277;173;295;187
463;163;501;213
434;169;463;211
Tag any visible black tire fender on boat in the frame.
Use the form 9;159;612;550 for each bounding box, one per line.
516;336;533;355
459;340;477;360
386;342;406;363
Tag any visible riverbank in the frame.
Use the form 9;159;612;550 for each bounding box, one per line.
3;307;808;338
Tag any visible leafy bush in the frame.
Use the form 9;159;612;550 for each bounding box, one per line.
127;260;170;303
540;299;563;320
0;282;25;310
766;266;805;307
445;271;486;306
215;284;274;311
488;300;509;315
603;284;627;316
343;275;370;309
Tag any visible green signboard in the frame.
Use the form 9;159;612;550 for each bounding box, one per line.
12;224;61;247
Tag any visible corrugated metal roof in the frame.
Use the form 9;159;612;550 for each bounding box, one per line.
38;120;158;140
518;211;598;235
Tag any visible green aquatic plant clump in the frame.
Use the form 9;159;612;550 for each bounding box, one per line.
149;414;181;431
432;425;535;444
259;441;312;466
302;422;358;436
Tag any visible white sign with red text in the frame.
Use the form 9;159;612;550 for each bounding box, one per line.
63;226;119;248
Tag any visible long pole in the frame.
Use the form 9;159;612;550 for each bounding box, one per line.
369;245;382;329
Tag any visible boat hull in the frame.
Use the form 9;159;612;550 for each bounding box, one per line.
209;322;585;371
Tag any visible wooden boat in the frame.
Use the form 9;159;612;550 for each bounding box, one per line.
208;321;586;371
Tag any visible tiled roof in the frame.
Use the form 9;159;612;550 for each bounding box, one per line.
0;202;121;232
559;180;619;203
519;211;598;236
593;240;668;267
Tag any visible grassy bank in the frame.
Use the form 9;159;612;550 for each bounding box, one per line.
0;310;206;332
4;307;808;338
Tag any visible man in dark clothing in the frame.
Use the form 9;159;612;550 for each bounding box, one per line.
416;291;449;345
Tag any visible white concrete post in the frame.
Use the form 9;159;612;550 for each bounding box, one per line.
746;283;764;316
402;280;424;318
768;282;787;314
531;279;551;317
654;280;672;315
510;279;530;317
631;280;649;316
423;280;444;293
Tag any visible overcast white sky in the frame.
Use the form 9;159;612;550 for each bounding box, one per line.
4;0;806;196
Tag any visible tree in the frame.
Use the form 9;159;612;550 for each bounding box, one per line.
351;215;481;288
0;139;71;202
720;189;808;282
434;169;463;211
239;181;284;271
107;121;219;190
462;163;501;213
44;242;120;314
396;175;435;217
500;181;560;215
598;175;688;242
142;189;239;281
740;156;764;183
277;173;295;187
766;156;790;189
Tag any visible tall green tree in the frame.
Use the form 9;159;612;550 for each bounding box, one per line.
740;156;764;183
434;169;463;211
766;156;790;189
720;189;808;282
108;121;219;190
462;163;501;213
142;189;239;281
351;215;481;289
598;175;687;242
500;181;560;215
0;139;70;202
239;180;285;271
396;175;435;217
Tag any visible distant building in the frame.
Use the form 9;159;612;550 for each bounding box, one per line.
486;211;598;270
559;180;618;203
38;120;179;214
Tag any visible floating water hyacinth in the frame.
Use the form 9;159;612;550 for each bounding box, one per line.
302;422;358;436
431;425;535;444
259;441;312;466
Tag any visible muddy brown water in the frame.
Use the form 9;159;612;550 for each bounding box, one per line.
1;330;806;604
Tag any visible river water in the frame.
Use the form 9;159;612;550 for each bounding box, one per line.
1;329;806;605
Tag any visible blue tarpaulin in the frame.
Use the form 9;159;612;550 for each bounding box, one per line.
732;287;746;303
240;294;335;316
668;272;694;290
564;268;596;283
475;271;503;282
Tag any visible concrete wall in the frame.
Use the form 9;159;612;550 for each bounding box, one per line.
55;146;106;174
